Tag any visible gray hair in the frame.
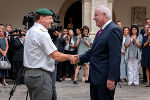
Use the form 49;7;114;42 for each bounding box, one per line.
97;5;111;19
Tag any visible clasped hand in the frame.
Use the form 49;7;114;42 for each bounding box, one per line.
1;50;7;56
69;55;79;64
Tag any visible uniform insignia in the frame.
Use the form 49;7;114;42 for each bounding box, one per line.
40;29;47;32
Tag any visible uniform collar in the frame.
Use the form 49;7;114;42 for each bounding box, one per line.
34;22;48;32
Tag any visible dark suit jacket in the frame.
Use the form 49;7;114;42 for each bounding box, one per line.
140;29;145;36
7;35;14;62
58;34;66;53
12;37;24;62
79;21;123;85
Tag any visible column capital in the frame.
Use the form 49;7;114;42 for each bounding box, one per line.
82;0;91;2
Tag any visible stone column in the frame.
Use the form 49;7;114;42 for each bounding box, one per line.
82;0;91;29
108;0;114;17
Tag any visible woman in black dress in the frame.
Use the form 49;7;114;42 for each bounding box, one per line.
0;27;9;86
142;27;150;87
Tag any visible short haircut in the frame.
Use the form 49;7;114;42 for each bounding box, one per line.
0;27;4;32
145;18;150;22
67;23;72;25
97;5;111;19
76;28;82;31
34;13;47;22
68;29;74;34
63;28;68;31
116;21;121;24
0;24;4;26
68;29;73;32
5;24;12;27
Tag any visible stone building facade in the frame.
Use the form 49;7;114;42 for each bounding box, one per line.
0;0;150;37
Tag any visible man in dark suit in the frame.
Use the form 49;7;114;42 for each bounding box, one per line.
76;5;123;100
12;34;24;84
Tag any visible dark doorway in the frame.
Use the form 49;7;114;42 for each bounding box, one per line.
64;1;82;35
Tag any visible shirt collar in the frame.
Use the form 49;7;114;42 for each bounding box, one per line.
34;22;48;32
102;20;112;30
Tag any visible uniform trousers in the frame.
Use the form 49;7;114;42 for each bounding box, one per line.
50;66;57;100
24;68;52;100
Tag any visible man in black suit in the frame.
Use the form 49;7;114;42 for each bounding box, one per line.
116;21;122;29
12;34;25;84
76;5;123;100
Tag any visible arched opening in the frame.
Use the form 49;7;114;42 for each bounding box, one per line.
64;1;82;35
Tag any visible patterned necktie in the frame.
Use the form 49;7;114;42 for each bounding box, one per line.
98;28;102;36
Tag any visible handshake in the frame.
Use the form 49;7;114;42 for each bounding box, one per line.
68;55;80;64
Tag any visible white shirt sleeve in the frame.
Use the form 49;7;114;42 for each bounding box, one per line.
37;32;57;55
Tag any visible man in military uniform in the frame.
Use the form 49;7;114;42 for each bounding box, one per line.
24;8;77;100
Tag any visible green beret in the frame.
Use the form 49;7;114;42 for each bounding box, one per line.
35;8;54;15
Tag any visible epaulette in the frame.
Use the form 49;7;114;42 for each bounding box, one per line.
40;28;47;32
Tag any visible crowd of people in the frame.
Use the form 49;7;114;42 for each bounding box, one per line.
0;18;150;88
49;24;92;85
49;18;150;88
116;19;150;87
0;24;25;86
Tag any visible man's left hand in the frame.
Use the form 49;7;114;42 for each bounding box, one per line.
107;79;115;90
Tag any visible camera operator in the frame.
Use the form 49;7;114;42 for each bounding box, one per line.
56;28;68;82
12;30;25;84
49;28;63;100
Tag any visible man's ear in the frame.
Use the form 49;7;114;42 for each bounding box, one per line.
40;16;43;21
103;13;107;18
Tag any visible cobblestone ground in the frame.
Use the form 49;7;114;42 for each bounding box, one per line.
0;79;150;100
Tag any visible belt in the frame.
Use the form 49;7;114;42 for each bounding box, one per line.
25;67;50;73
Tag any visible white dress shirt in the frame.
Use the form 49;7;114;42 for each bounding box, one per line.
64;37;75;51
23;22;57;72
102;20;112;30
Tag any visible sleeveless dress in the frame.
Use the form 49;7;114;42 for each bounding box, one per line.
141;36;150;67
0;37;9;78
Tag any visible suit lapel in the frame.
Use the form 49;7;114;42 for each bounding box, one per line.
96;22;113;41
91;31;99;49
91;22;114;50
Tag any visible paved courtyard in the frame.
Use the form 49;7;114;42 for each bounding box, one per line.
0;79;150;100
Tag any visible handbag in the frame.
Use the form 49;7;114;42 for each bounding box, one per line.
0;56;11;69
